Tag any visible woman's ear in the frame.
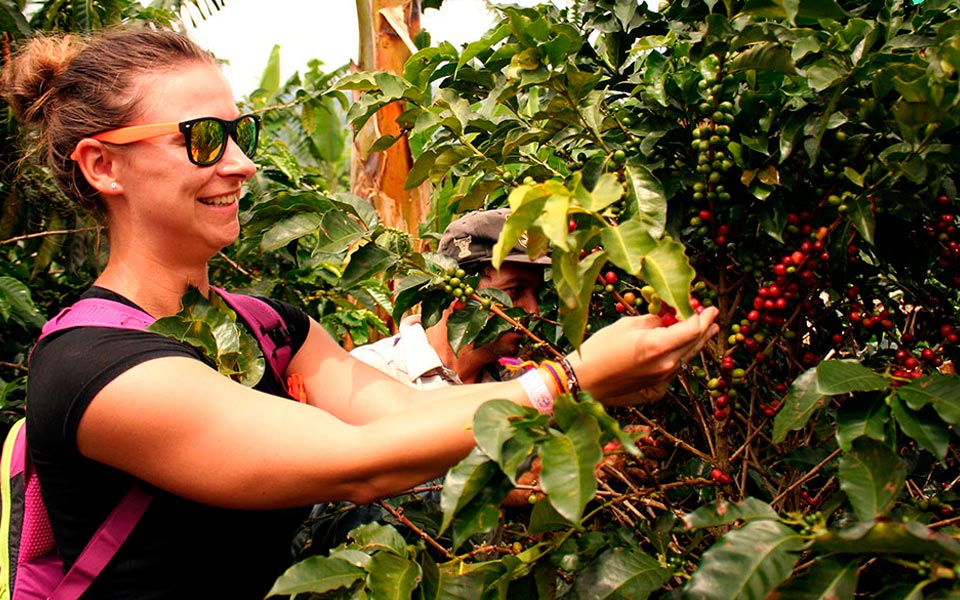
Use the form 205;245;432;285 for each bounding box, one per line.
71;138;123;196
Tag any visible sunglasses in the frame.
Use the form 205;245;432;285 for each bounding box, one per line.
70;114;261;167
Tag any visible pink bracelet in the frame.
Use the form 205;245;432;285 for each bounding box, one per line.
518;369;555;414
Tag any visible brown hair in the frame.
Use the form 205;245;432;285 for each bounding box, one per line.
2;28;217;217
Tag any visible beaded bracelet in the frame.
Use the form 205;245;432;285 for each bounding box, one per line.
556;355;581;395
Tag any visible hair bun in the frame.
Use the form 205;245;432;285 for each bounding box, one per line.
3;34;84;125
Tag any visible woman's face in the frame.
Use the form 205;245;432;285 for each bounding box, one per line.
110;61;256;261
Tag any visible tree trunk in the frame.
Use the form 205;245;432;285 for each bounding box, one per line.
352;0;431;246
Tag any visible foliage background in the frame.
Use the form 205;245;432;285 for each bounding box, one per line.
3;0;960;598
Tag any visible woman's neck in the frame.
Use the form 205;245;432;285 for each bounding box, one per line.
95;258;211;318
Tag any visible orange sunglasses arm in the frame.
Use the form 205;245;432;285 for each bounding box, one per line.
92;122;181;144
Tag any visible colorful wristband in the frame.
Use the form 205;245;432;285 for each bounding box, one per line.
518;369;555;414
557;356;581;395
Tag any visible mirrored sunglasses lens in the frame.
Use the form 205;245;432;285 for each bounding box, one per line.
235;116;259;158
189;119;226;165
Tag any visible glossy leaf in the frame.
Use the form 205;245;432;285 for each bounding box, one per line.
683;497;779;530
446;303;492;355
472;400;546;480
894;374;960;425
260;212;323;252
889;396;951;460
540;414;602;523
774;556;859;600
569;547;673;600
528;496;576;533
816;360;888;394
439;449;503;534
813;518;960;558
340;243;395;290
367;551;422;600
0;276;45;328
267;555;364;597
774;361;888;443
350;522;408;556
838;437;906;521
835;397;889;451
623;164;667;238
682;520;805;600
601;219;652;277
640;235;695;320
554;248;607;350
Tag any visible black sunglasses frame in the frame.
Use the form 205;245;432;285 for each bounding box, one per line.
179;114;261;166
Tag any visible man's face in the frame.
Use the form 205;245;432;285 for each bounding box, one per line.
474;261;544;358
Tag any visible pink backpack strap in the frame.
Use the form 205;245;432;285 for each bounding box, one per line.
47;486;152;600
213;288;293;388
36;290;293;390
39;299;155;340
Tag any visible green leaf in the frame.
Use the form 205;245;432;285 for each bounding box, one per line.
640;236;695;320
683;520;805;600
774;556;859;600
350;521;409;556
813;518;960;558
845;195;876;246
817;360;888;394
569;547;673;600
893;374;960;425
583;172;625;213
740;0;848;21
802;58;847;91
623;164;667;238
260;212;323;252
889;396;951;460
340;243;395;290
147;288;264;386
366;552;422;600
528;496;576;533
683;497;779;530
729;41;797;75
835;397;889;452
0;276;45;328
554;248;607;350
774;361;888;443
256;44;282;96
314;210;366;253
838;436;906;521
600;219;654;277
472;400;545;479
540;415;602;523
446;303;492;356
439;448;500;533
267;555;364;597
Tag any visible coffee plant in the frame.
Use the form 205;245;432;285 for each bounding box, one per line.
4;0;960;598
265;1;960;598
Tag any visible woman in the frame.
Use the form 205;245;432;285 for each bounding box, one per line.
3;27;718;598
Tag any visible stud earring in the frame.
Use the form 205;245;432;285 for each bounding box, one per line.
110;182;118;190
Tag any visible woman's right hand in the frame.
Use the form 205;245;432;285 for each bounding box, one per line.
566;306;719;406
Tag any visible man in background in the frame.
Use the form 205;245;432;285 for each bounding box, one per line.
351;207;549;389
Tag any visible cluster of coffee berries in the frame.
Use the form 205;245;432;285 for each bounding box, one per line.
436;266;479;310
916;494;955;518
925;194;960;286
710;467;732;485
731;215;833;370
706;355;745;422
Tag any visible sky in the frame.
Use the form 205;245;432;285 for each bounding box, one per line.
184;0;561;98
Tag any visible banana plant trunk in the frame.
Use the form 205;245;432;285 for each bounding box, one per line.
352;0;431;245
